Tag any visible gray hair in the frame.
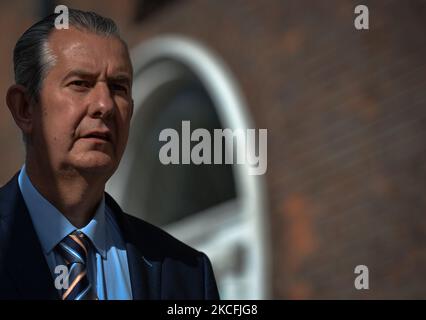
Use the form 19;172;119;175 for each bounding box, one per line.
13;8;125;103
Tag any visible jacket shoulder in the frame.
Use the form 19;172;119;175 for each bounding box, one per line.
0;172;20;209
123;211;206;262
105;192;203;262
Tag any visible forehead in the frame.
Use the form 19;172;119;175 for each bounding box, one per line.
47;27;132;77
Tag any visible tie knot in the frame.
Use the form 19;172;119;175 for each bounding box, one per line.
56;230;90;265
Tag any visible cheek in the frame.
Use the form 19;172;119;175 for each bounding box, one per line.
41;120;71;152
40;107;80;150
37;79;86;151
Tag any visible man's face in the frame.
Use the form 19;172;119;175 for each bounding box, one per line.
31;27;133;178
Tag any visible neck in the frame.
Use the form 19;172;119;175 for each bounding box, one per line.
25;157;106;229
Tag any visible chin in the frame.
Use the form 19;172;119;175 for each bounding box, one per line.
73;152;116;175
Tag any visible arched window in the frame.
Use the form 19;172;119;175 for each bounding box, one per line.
122;62;236;226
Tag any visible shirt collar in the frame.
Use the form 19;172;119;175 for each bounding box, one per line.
81;198;107;258
18;164;107;259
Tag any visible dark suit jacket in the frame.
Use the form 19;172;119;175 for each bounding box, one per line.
0;172;220;300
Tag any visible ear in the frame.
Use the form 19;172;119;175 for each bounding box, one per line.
6;84;35;136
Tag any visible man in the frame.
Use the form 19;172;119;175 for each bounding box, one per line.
0;9;219;300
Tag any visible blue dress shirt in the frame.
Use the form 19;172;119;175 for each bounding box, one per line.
18;165;133;300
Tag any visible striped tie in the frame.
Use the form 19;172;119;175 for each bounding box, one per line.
56;230;98;300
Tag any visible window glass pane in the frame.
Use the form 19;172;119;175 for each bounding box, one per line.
124;80;237;226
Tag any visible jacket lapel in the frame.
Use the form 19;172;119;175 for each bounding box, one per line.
126;242;161;300
0;173;58;299
105;193;161;300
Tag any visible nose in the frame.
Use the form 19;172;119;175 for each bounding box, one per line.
88;82;114;119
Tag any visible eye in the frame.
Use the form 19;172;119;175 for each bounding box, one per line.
69;80;91;88
109;83;128;94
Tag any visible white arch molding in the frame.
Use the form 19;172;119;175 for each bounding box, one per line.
106;35;271;299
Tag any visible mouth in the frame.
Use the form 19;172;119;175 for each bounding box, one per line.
81;131;112;143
